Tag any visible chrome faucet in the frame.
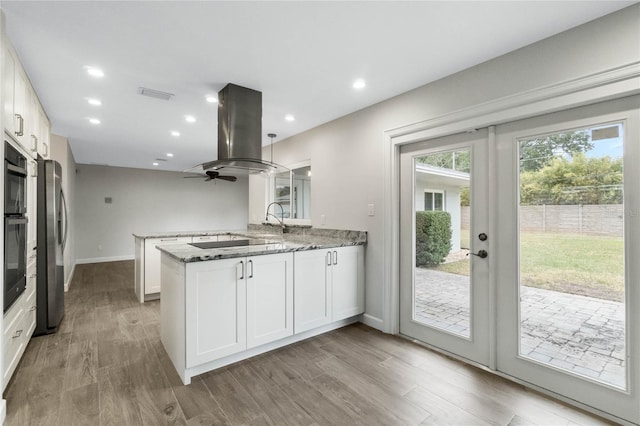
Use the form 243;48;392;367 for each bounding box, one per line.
265;202;286;229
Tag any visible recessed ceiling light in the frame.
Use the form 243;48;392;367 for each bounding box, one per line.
171;131;180;137
285;114;295;122
88;118;101;124
86;67;104;78
205;95;218;103
166;153;174;157
153;162;159;166
352;79;366;89
184;115;196;123
87;98;102;106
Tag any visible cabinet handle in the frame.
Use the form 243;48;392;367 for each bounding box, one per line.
43;143;48;157
30;135;38;152
160;238;178;242
248;260;254;278
29;273;36;279
327;251;332;266
333;250;338;265
15;114;24;136
239;261;244;280
30;306;36;311
12;329;23;339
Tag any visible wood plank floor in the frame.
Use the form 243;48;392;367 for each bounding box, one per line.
3;260;615;425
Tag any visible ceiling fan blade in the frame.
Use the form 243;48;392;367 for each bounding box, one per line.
217;175;238;182
205;177;213;181
183;176;205;178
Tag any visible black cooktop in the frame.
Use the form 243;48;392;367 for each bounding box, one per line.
188;239;274;250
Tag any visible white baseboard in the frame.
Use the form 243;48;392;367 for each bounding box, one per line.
64;263;76;292
0;398;6;425
75;255;134;265
361;313;384;331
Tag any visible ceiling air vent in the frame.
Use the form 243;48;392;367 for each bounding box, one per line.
138;87;174;101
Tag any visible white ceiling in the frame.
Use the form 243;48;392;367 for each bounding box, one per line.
2;1;634;172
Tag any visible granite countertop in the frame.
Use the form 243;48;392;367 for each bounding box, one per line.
132;230;247;239
154;227;367;263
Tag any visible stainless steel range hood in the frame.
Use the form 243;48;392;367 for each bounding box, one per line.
200;83;286;175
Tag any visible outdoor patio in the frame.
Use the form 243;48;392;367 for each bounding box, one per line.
414;268;626;388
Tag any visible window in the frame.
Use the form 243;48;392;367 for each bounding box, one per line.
270;161;311;222
425;190;444;211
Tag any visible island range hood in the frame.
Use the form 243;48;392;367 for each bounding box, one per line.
199;83;286;176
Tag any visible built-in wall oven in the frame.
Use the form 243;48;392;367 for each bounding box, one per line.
4;141;28;313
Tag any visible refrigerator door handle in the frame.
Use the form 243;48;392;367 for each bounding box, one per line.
60;189;68;253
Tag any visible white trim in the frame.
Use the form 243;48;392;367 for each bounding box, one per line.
64;263;76;292
75;255;134;265
382;62;640;334
0;398;6;425
361;313;384;331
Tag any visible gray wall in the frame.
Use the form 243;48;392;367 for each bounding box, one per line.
75;165;248;262
248;5;640;326
50;134;77;289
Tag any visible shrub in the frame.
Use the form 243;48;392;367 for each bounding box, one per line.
416;211;452;267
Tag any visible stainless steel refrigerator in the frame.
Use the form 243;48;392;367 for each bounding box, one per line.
35;158;67;335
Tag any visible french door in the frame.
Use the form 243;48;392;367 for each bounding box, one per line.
495;96;640;423
399;96;639;423
399;129;491;366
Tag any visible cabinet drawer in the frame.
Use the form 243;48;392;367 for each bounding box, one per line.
3;303;27;387
24;286;37;337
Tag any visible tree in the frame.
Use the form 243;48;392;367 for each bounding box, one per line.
520;153;623;205
519;131;593;172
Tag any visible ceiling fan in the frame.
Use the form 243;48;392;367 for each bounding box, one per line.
184;170;237;182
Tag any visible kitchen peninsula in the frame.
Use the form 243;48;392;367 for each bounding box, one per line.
155;226;366;384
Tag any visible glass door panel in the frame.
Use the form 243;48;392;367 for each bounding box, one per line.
400;130;490;366
496;96;640;424
518;124;626;389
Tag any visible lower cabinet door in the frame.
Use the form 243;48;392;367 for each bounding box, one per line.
145;237;191;294
294;250;332;333
185;258;247;367
246;253;293;349
331;246;365;321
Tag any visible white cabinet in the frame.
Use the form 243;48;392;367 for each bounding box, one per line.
143;237;191;296
294;245;364;333
246;253;293;348
26;158;37;253
293;249;331;333
185;252;293;366
330;246;365;321
185;257;247;367
3;43;29;148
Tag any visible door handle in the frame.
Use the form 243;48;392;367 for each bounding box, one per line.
468;250;488;259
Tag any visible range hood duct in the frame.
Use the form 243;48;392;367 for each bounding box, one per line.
201;83;285;175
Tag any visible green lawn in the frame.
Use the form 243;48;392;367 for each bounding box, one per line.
431;231;624;302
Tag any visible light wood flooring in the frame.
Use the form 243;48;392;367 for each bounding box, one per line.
3;260;614;425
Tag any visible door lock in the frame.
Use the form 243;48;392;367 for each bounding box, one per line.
468;250;488;259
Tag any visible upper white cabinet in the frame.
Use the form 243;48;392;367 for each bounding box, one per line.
3;40;50;158
294;245;364;333
3;44;29;147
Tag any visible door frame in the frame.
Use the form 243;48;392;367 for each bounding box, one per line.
381;64;639;420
